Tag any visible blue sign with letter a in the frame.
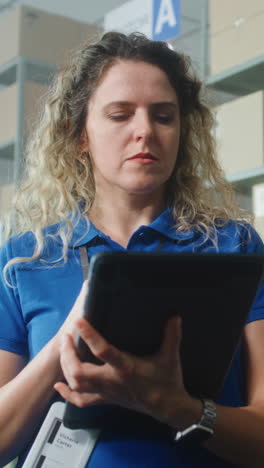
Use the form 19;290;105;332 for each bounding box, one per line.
152;0;180;41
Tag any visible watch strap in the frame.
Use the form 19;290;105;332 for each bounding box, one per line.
174;398;216;444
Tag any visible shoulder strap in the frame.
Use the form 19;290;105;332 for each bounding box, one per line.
79;246;89;280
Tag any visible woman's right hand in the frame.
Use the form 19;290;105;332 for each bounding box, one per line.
0;283;90;464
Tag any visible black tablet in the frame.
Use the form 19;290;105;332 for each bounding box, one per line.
63;252;264;430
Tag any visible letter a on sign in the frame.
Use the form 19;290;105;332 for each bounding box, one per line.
152;0;180;41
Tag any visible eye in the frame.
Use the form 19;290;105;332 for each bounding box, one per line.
108;113;130;121
155;113;175;124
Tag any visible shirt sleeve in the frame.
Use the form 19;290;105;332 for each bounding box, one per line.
242;224;264;324
0;239;29;356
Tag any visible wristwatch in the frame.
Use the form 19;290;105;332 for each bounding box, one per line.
173;398;216;444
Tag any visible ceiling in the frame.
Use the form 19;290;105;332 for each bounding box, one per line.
0;0;209;78
2;1;236;104
0;0;204;24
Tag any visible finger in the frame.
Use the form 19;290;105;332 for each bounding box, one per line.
159;315;182;360
60;334;84;389
60;280;90;339
54;382;106;408
77;280;89;313
60;332;123;394
76;318;127;369
81;279;89;292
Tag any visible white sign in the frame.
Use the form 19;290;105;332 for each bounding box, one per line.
154;0;177;35
104;0;180;41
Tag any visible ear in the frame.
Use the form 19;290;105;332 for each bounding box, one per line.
79;129;89;153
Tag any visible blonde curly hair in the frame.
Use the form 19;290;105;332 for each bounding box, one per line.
3;31;249;269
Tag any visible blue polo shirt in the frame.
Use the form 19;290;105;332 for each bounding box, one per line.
1;209;264;467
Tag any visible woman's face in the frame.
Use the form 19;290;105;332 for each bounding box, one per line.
84;59;181;200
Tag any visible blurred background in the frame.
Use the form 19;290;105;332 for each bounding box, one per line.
1;1;264;465
0;0;264;247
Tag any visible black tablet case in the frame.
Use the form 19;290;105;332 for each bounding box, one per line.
63;252;264;430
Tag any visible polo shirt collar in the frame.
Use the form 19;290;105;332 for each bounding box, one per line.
67;208;198;248
149;208;196;242
68;215;99;247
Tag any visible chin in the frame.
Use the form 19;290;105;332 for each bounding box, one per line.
125;184;164;196
124;177;168;195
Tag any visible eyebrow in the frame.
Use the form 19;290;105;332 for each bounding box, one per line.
103;101;179;110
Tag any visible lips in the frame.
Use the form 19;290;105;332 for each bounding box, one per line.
128;152;157;161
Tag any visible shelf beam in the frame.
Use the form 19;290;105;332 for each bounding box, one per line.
0;58;57;184
0;140;15;160
26;59;57;86
0;57;57;86
227;167;264;194
0;59;17;86
206;55;264;96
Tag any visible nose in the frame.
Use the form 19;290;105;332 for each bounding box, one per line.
133;110;154;142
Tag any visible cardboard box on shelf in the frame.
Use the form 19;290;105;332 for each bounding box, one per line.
0;84;17;144
0;183;14;218
254;216;264;240
252;183;264;215
0;156;14;186
0;5;101;68
209;0;264;75
251;184;264;240
0;81;48;146
215;91;264;176
253;216;264;241
210;0;263;34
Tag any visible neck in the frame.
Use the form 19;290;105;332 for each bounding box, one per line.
89;191;165;248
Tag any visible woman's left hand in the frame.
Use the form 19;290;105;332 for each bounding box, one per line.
54;316;201;428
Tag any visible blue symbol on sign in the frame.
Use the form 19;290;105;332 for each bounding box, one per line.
152;0;180;41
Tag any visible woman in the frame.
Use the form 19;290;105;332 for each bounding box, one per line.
0;32;264;468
